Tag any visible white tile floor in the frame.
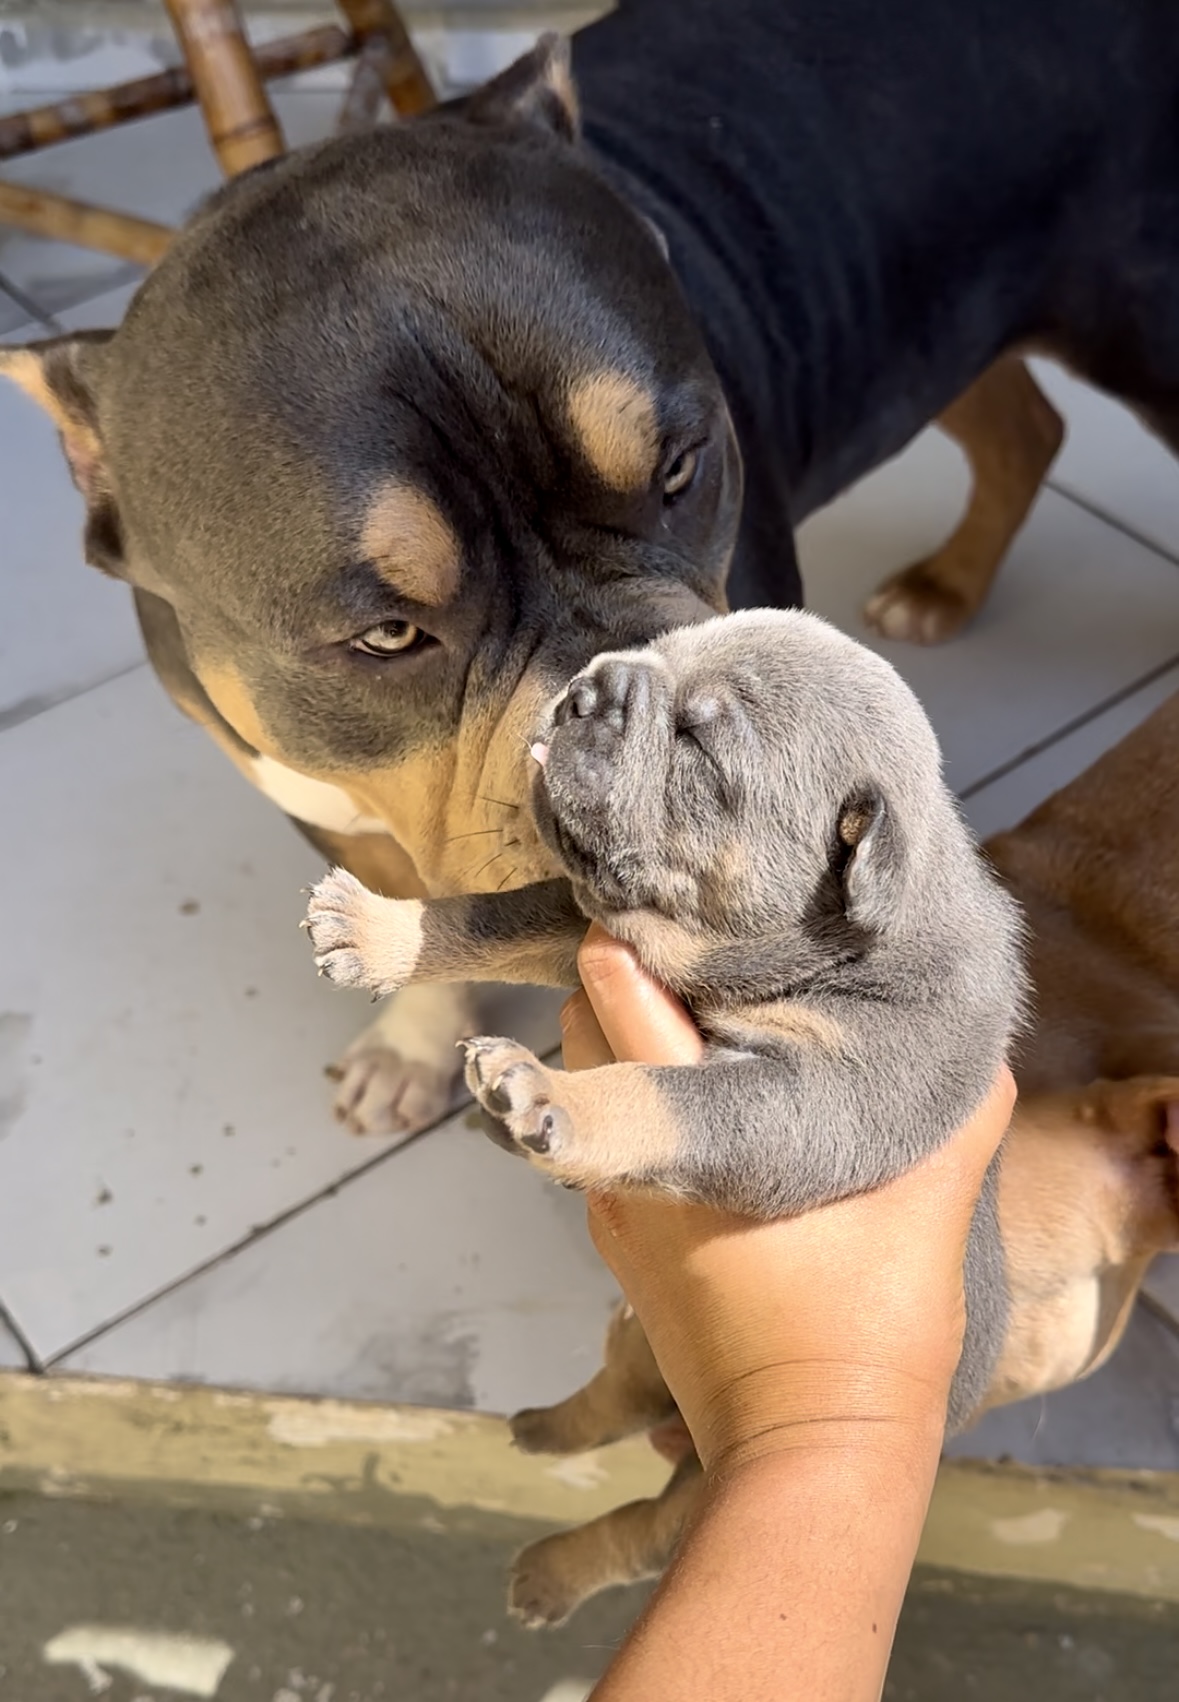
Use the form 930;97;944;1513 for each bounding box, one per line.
1;75;1178;1467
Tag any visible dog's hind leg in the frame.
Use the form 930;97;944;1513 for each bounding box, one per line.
510;1303;677;1456
508;1453;703;1630
864;356;1063;644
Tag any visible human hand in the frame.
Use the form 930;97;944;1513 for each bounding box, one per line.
561;924;1016;1477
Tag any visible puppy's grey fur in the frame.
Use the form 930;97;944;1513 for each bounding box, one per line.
306;608;1024;1428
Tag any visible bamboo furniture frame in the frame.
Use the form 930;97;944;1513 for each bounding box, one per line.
0;0;436;266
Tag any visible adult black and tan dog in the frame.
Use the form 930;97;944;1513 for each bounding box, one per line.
2;0;1176;1136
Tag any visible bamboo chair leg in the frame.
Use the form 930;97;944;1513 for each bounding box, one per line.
335;0;437;117
164;0;285;176
0;181;172;265
0;27;351;162
338;34;393;132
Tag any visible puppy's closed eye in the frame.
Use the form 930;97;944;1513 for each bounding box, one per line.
675;685;726;735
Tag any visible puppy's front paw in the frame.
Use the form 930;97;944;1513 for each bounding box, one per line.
304;867;421;997
462;1037;572;1167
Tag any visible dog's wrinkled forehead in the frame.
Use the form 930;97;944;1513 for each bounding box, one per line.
101;123;711;616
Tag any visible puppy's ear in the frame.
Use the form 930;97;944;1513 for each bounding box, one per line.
835;791;903;932
0;331;125;577
460;33;579;143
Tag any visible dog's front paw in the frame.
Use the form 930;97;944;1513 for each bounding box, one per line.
304;867;421;997
863;563;975;645
462;1037;572;1166
329;1044;453;1138
327;984;472;1137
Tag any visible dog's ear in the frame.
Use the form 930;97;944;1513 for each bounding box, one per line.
0;331;125;577
835;790;903;932
461;33;579;143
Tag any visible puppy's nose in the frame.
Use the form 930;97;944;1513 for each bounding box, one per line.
555;660;643;736
555;675;599;725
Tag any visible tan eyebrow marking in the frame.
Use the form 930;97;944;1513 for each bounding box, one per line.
566;371;660;491
360;480;461;607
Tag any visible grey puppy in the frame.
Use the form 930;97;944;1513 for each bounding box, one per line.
304;607;1023;1613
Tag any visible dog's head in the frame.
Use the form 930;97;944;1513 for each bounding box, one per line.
531;608;955;996
0;38;740;895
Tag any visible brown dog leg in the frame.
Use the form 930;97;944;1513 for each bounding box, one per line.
979;1075;1179;1416
864;356;1063;644
511;1303;677;1456
509;1453;704;1629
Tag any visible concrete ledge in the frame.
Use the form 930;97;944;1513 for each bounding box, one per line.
3;1371;1179;1601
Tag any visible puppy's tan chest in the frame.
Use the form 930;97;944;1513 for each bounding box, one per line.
249;755;387;837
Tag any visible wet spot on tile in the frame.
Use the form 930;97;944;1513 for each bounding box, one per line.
0;1011;32;1141
344;1323;478;1410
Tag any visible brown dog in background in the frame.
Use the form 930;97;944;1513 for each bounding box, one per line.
497;693;1179;1629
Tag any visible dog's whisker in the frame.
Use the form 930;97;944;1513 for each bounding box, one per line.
471;846;511;882
478;794;520;812
446;826;507;844
495;865;519;891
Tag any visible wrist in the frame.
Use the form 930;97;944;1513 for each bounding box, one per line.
692;1359;951;1480
703;1416;946;1531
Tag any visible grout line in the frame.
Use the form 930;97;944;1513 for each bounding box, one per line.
959;653;1179;802
0;658;148;735
43;1134;450;1368
44;1045;563;1370
1046;477;1179;572
0;1299;43;1375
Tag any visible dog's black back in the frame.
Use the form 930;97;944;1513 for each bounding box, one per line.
573;0;1179;608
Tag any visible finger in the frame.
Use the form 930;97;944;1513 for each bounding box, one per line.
559;989;615;1071
946;1063;1017;1177
578;924;704;1066
913;1064;1017;1207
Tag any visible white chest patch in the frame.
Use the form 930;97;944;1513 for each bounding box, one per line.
250;755;387;836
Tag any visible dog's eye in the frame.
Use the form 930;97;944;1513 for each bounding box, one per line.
663;447;699;501
350;620;424;658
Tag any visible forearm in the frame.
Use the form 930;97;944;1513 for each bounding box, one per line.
592;1429;943;1702
306;872;586;994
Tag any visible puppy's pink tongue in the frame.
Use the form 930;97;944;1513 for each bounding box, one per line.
530;742;550;767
